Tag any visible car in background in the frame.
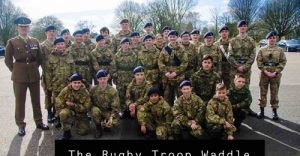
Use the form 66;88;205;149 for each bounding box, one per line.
277;39;300;52
259;39;267;47
0;45;5;56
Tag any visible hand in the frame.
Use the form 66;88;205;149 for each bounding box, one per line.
227;135;234;140
269;72;277;78
141;125;147;134
237;66;245;72
224;121;232;129
191;123;198;130
169;72;177;78
66;101;75;107
165;72;171;78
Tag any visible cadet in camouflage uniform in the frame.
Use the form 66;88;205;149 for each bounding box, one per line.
172;80;206;139
154;34;165;51
60;29;72;48
138;35;161;85
112;19;131;54
158;30;188;106
206;83;236;140
100;27;112;49
68;30;92;88
214;26;231;88
191;55;220;104
40;25;56;123
113;37;138;117
90;70;120;138
198;32;222;76
256;31;287;120
56;73;91;140
142;22;155;38
82;28;96;52
161;26;172;44
130;32;143;54
137;87;173;140
180;31;199;80
190;29;202;51
228;74;252;131
126;66;152;118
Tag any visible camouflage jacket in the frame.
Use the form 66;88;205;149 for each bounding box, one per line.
190;40;203;51
131;43;143;55
90;45;116;73
40;39;54;71
84;39;96;52
115;49;138;72
228;86;252;110
126;79;152;107
181;42;199;72
112;30;131;53
214;38;231;74
198;44;222;75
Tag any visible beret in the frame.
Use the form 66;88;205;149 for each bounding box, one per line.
204;32;214;38
143;34;153;42
120;37;130;44
54;37;65;45
69;73;82;82
130;32;140;37
96;70;108;78
144;22;153;28
266;31;277;39
162;26;172;33
168;30;178;36
180;31;190;37
45;25;56;32
237;20;247;27
191;29;200;35
73;30;83;36
133;66;144;74
219;26;229;33
14;17;31;26
82;28;90;33
60;29;70;36
96;35;105;42
179;80;192;88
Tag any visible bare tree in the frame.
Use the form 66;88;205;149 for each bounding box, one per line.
183;11;202;31
75;20;96;32
210;7;221;38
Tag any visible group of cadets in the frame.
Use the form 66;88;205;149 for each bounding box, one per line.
5;17;287;140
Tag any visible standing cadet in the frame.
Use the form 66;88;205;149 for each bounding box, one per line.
214;26;231;89
138;35;161;86
228;20;256;116
112;19;132;53
90;70;120;138
190;29;202;50
100;27;112;48
198;32;222;76
154;34;164;51
180;31;198;80
161;26;172;44
256;31;287;120
5;17;49;136
40;25;57;123
60;29;72;48
82;28;96;52
56;73;91;140
142;22;154;38
172;80;206;139
158;30;188;106
130;32;142;54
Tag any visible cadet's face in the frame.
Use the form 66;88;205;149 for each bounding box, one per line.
134;72;145;83
155;35;163;44
149;94;160;104
97;77;108;86
204;36;214;45
55;42;66;52
238;25;247;33
181;34;190;44
220;30;229;38
71;81;82;90
234;77;246;90
202;59;213;71
145;27;152;32
45;30;57;40
131;36;140;44
216;89;227;101
74;34;83;43
121;42;130;50
121;23;129;30
97;39;106;47
83;32;90;40
17;26;30;36
181;86;192;97
163;30;170;38
144;38;153;48
191;34;199;41
62;32;71;41
268;36;277;46
101;31;109;37
168;35;177;44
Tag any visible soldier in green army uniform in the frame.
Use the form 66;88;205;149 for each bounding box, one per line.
126;66;152;118
56;73;91;140
158;30;188;106
191;55;220;104
5;17;49;136
112;19;132;54
130;32;143;54
154;33;164;51
142;22;155;38
90;70;120;138
198;32;222;76
68;30;92;88
180;31;198;80
206;83;236;140
228;74;252;131
256;31;287;120
40;25;57;123
228;20;256;116
172;80;206;139
137;87;173;140
214;26;231;89
82;28;96;52
138;35;161;86
113;37;138;118
100;27;112;49
60;29;72;48
190;29;202;51
161;26;172;44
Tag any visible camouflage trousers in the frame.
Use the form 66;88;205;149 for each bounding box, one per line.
206;123;226;139
258;72;281;108
171;120;203;139
232;108;247;128
141;113;171;140
91;106;119;128
114;71;133;110
144;69;160;86
162;76;183;106
59;108;90;135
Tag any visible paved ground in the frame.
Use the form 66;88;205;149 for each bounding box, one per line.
0;51;300;156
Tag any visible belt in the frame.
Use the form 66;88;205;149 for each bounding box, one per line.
15;59;36;64
236;59;247;64
264;62;278;67
75;61;89;65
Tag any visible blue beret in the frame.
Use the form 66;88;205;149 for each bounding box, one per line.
219;26;229;33
82;28;90;33
54;37;65;45
168;30;178;36
237;20;247;27
120;37;130;44
96;35;105;42
143;34;153;42
73;30;83;36
14;17;31;26
204;32;214;38
266;31;277;39
144;22;153;28
120;19;129;24
191;29;200;35
45;25;56;32
180;31;190;37
133;66;144;74
60;29;70;36
147;86;160;96
179;80;192;88
162;26;172;32
96;70;108;78
130;32;140;37
69;73;82;82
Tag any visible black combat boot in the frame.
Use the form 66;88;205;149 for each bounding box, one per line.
95;125;103;138
257;107;264;119
60;130;72;140
47;108;53;123
54;117;61;128
247;108;257;117
272;108;279;120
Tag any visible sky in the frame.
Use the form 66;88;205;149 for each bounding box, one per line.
11;0;229;34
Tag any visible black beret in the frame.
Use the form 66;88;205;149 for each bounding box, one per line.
133;66;144;74
130;32;140;37
96;70;108;78
73;30;83;36
179;80;192;88
219;26;229;33
82;28;90;33
60;29;70;36
180;31;190;37
168;30;178;36
120;37;130;44
45;25;56;32
162;26;172;32
147;86;160;96
266;31;277;39
14;17;31;26
191;29;200;35
54;37;65;45
204;32;214;38
144;22;153;28
120;19;129;24
237;20;247;27
143;34;154;42
96;35;105;42
69;73;82;82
